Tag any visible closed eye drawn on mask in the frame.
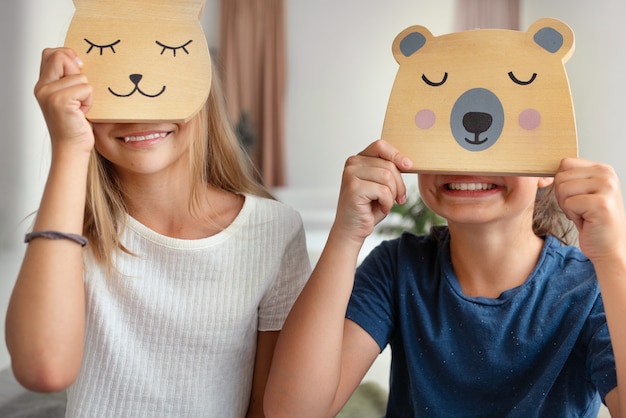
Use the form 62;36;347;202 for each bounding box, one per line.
508;71;537;85
156;40;193;57
422;72;448;87
84;38;121;55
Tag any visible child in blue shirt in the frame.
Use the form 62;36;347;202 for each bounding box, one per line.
265;139;626;417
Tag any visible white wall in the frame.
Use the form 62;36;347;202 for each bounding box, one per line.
0;0;79;376
521;0;626;187
284;0;455;188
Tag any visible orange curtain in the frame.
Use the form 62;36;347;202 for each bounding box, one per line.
455;0;520;30
219;0;287;187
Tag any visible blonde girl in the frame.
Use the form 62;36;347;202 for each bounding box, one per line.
6;48;310;418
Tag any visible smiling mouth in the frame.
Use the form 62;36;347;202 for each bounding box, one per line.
121;132;170;143
446;183;497;191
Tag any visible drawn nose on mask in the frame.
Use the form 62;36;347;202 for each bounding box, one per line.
450;88;504;152
130;74;143;86
463;112;493;145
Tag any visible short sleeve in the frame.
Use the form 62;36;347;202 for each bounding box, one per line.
346;240;397;352
585;293;617;401
258;217;311;331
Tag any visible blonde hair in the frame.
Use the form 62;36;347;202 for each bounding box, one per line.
83;69;272;273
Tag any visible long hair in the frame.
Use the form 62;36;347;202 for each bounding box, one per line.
532;184;576;245
83;68;272;273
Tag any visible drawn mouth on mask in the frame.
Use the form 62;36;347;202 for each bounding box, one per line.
108;74;166;98
108;85;166;98
464;134;489;145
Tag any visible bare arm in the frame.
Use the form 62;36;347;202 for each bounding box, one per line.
598;250;626;418
5;48;94;392
247;331;279;417
555;158;626;417
264;140;412;417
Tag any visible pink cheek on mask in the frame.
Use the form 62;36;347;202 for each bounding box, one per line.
519;109;541;130
415;109;436;129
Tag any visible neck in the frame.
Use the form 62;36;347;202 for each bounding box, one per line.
447;222;545;298
121;173;244;239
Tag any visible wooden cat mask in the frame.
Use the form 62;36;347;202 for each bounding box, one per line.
64;0;212;123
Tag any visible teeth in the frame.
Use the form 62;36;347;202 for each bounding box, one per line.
447;183;496;191
124;132;168;142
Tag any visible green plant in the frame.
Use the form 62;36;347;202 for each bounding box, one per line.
377;193;446;237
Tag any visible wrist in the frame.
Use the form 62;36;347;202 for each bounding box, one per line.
50;144;93;167
593;253;626;279
49;128;95;157
326;225;366;257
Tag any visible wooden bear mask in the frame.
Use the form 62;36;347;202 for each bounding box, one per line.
381;18;578;175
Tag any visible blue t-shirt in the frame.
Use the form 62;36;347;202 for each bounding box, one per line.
347;227;616;417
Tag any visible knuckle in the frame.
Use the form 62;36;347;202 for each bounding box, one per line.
44;48;64;63
41;48;55;59
344;155;360;167
34;83;51;103
379;168;395;183
47;92;66;109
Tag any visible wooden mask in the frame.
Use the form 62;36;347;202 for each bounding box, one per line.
381;18;578;175
64;0;212;123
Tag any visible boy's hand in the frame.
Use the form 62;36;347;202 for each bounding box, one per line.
554;157;626;263
333;140;412;244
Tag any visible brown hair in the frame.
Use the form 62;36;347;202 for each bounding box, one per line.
83;67;271;274
532;185;576;245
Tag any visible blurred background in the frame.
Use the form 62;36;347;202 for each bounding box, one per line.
1;0;625;387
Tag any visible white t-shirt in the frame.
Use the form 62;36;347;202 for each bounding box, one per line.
66;195;311;417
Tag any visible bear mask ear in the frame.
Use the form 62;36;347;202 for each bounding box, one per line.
392;25;434;62
527;17;575;63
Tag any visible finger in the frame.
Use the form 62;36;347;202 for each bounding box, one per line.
37;48;84;88
557;193;589;230
556;163;619;201
557;157;591;171
359;140;413;172
339;174;397;234
556;164;623;230
556;158;617;184
355;140;410;198
346;154;407;204
355;167;398;208
36;75;92;114
555;176;597;206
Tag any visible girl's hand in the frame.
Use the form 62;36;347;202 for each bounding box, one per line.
333;139;412;244
34;48;94;154
554;157;626;263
